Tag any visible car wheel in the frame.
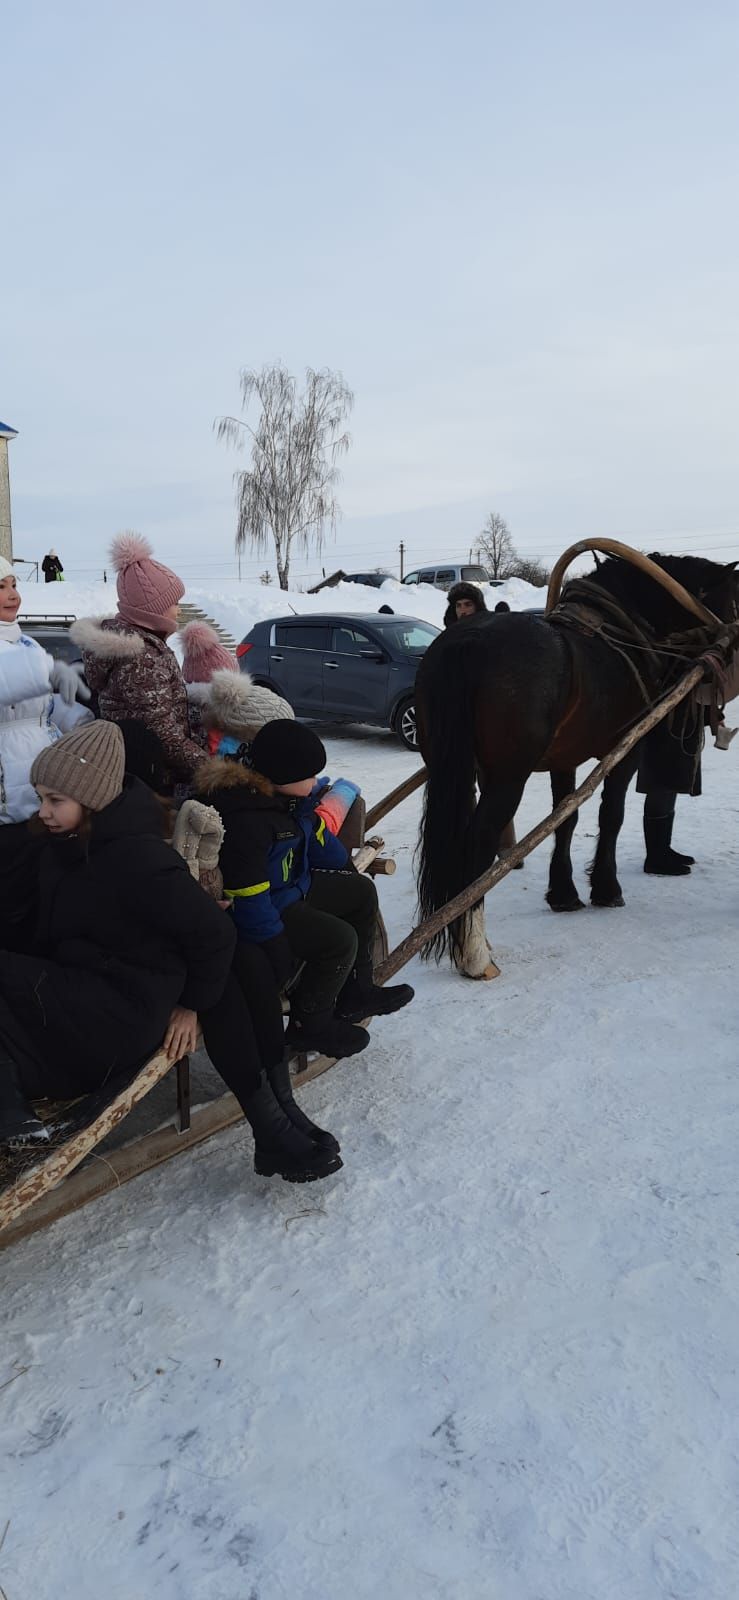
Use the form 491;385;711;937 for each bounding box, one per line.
394;696;418;751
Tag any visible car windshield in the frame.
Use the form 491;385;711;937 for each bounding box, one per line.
375;620;439;653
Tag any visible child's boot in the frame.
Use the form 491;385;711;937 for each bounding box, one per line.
285;1008;370;1060
266;1055;340;1154
336;963;414;1024
244;1073;342;1182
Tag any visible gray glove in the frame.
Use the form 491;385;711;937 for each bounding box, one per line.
50;658;91;706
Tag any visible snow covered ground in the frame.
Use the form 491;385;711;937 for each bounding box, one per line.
2;722;739;1599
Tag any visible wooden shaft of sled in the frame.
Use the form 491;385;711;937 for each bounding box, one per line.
545;537;721;628
365;765;427;830
369;856;396;876
376;659;709;984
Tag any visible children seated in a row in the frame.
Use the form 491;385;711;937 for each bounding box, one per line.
0;721;342;1183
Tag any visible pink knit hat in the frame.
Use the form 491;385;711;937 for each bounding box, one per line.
179;620;238;683
111;532;185;636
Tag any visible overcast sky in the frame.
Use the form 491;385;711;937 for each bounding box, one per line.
4;0;739;581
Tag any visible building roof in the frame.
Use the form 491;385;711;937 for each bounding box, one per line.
0;421;18;440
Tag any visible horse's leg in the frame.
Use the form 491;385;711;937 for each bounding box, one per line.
455;777;527;979
589;747;640;907
546;768;583;911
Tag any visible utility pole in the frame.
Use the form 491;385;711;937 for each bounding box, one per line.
399;540;405;580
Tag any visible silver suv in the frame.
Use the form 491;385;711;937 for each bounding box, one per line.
402;562;501;591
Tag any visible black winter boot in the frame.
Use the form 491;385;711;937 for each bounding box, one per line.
267;1055;340;1155
285;1010;370;1060
0;1056;50;1149
243;1074;342;1183
644;815;694;876
336;971;415;1024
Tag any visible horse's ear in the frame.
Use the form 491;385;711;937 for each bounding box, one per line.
725;559;739;572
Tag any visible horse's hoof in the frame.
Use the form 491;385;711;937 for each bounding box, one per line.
546;894;585;913
463;961;501;981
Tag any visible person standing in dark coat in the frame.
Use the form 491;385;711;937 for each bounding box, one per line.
0;721;341;1183
41;549;64;583
637;650;739;875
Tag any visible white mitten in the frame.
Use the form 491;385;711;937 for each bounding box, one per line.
49;659;91;706
172;800;224;888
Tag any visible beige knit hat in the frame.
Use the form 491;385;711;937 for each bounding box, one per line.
31;721;125;811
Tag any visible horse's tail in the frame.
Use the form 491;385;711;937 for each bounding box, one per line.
416;634;479;962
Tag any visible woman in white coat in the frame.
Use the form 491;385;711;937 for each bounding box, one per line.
0;558;91;949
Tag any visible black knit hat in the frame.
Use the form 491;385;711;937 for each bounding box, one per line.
250;720;327;784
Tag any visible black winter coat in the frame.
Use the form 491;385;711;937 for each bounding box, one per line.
22;778;235;1077
636;703;704;796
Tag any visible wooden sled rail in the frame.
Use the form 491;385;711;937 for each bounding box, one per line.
365;766;427;830
376;652;728;984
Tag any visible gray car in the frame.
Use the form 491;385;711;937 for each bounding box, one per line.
236;612;439;749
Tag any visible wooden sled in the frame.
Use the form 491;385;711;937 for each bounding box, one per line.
0;796;392;1249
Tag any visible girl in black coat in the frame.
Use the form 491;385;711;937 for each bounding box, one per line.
0;722;341;1183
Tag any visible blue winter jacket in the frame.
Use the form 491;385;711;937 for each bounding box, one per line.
196;759;351;945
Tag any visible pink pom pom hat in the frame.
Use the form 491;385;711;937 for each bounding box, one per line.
179;620;238;683
110;531;185;636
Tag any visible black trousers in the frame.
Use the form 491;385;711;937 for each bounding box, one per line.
0;822;45;954
200;941;286;1104
281;871;379;1015
0;942;286;1115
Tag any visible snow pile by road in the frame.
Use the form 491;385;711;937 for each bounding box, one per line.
18;572;543;645
2;730;739;1600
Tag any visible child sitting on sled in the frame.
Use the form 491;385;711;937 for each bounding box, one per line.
0;722;343;1184
196;718;414;1059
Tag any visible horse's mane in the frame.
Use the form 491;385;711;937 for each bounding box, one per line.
568;551;734;635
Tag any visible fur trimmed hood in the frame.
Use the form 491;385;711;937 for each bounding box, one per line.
193;755;275;799
198;669;294;740
70;616;146;661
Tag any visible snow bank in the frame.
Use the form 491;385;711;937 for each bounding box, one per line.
17;573;544;644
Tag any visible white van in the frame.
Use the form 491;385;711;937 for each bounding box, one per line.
401;562;501;591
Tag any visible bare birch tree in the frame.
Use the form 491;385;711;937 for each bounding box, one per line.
477;511;516;579
215;364;354;590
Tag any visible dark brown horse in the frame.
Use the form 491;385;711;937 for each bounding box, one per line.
415;553;739;977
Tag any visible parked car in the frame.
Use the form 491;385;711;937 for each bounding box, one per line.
19;614;81;663
402;562;502;591
343;571;395;588
236;612;440;749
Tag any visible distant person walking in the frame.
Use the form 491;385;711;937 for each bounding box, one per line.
42;549;64;583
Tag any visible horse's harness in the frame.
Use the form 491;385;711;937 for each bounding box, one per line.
546;574;737;750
